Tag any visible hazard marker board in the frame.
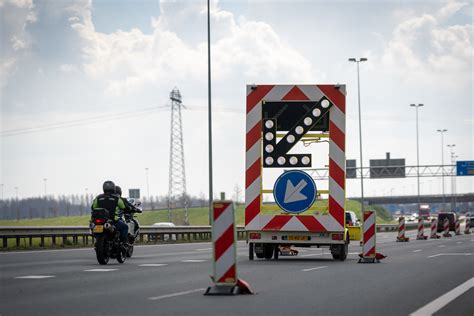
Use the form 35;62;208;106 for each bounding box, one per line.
245;84;346;233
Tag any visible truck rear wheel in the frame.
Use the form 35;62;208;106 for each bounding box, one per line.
263;244;274;260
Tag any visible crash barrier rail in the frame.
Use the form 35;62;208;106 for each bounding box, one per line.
0;222;435;249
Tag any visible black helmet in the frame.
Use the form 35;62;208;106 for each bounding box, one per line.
103;181;115;193
115;185;122;196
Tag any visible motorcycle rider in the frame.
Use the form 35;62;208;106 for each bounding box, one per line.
114;185;141;236
91;181;130;248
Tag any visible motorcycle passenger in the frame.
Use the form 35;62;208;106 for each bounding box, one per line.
115;185;141;236
91;181;130;247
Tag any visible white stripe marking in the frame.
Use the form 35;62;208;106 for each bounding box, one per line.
456;242;462;244
139;264;168;267
195;248;212;251
149;288;206;301
84;269;118;272
301;253;324;257
413;250;422;253
302;266;328;272
15;275;55;279
428;253;473;258
410;278;474;316
181;259;206;263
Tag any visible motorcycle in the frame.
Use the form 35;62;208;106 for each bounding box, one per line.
124;198;142;258
90;208;126;265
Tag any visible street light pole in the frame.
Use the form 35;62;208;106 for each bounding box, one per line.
349;57;368;212
447;144;456;211
207;0;214;225
14;187;18;200
410;104;423;212
43;178;47;197
145;167;150;199
437;129;447;210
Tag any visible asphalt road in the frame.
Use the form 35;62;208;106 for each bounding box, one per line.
1;230;473;316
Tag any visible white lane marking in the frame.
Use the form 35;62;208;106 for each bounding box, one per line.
348;252;359;255
139;264;168;267
15;275;55;279
301;253;324;257
427;253;473;258
181;259;206;263
301;266;328;272
149;288;206;301
410;278;474;316
84;269;118;272
457;242;462;244
413;250;422;253
438;245;446;248
195;248;212;251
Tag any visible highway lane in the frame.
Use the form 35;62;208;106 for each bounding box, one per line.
1;231;473;316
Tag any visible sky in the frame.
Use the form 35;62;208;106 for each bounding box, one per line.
0;0;472;201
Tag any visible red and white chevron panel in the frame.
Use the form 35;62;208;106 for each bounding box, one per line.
212;201;237;285
362;210;376;258
245;84;346;232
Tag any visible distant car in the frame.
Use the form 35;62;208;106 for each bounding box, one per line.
151;222;176;241
437;212;457;232
345;211;360;226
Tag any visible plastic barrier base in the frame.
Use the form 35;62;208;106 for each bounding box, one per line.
205;278;254;296
430;234;441;239
396;237;410;242
416;236;428;240
443;233;452;238
358;253;386;263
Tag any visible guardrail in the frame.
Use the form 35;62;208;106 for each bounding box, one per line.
0;223;427;249
0;226;248;249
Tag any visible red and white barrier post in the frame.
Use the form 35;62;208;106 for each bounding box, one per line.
396;216;409;242
359;210;386;263
442;218;451;238
430;219;440;239
455;219;461;235
416;218;428;240
465;213;471;235
205;201;252;295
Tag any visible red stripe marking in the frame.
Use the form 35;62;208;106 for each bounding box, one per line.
297;216;326;232
365;246;376;257
329;120;345;152
364;224;375;242
217;264;236;283
262;216;292;231
328;196;345;227
246;121;261;151
245;159;261;189
282;86;310;100
363;211;373;222
329;159;345;189
317;85;345;113
247;85;274;113
215;224;235;261
245;197;260;226
214;203;230;221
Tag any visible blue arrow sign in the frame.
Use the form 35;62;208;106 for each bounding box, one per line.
273;170;317;214
457;161;474;176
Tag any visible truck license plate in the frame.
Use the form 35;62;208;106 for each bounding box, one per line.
288;235;309;241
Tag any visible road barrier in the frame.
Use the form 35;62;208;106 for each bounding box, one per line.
0;222;429;249
359;210;385;263
430;219;440;239
416;218;428;240
205;201;252;295
465;214;471;235
442;218;451;238
0;225;248;249
455;220;461;235
396;217;409;242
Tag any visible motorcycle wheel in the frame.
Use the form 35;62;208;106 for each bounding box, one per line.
117;246;126;263
126;245;134;258
95;235;109;265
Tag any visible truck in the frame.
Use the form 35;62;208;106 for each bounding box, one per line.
245;84;357;261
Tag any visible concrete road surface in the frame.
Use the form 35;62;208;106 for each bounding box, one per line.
1;230;473;316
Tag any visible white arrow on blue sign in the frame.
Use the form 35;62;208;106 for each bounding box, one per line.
273;170;317;214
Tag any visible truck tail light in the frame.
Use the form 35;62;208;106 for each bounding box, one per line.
249;233;261;240
332;233;344;241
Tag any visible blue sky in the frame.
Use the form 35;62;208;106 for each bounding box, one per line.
0;0;472;201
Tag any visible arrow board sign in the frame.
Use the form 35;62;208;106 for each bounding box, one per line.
273;170;317;214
